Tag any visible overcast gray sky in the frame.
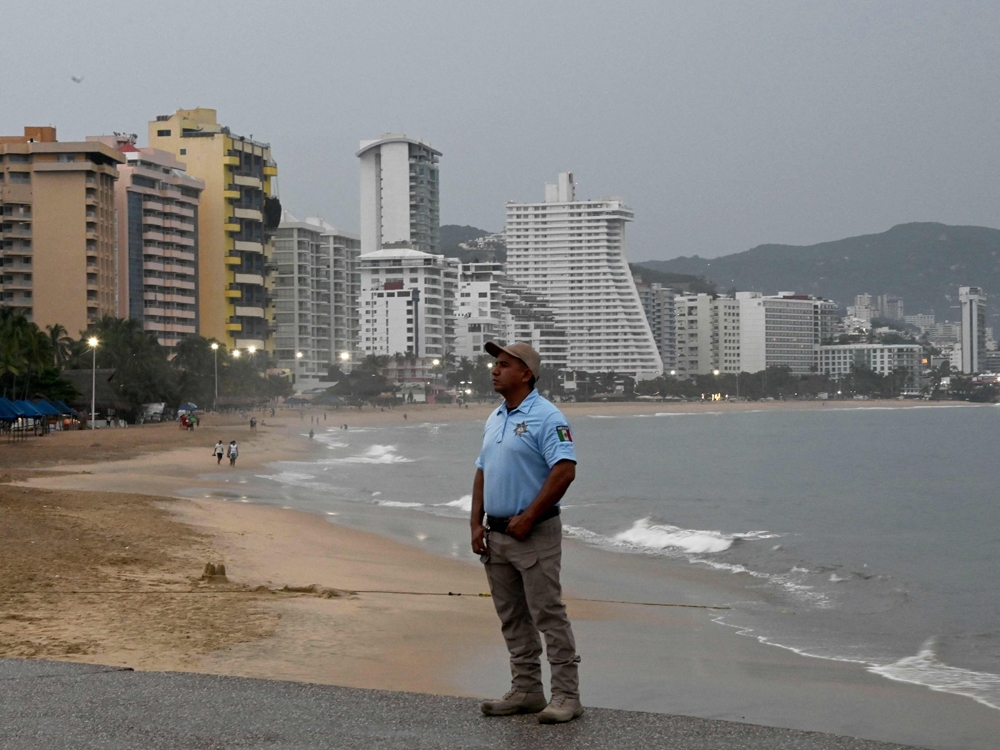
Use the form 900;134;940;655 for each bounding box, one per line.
5;1;999;260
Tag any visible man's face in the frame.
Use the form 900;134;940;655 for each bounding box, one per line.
492;352;531;394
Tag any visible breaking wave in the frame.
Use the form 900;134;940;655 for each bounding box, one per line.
870;639;1000;711
321;445;413;465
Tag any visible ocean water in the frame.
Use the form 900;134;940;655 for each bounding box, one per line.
218;405;1000;712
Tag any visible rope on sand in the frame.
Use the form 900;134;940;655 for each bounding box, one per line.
0;588;730;609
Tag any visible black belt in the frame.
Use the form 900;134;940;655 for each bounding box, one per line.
486;506;560;535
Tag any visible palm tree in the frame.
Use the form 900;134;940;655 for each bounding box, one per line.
46;323;72;367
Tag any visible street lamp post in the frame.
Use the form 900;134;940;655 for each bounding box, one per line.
210;342;219;410
295;351;303;386
88;337;99;430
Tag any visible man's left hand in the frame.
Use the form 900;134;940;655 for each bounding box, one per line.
506;513;533;540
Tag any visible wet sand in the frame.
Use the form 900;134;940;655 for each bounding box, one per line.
4;401;999;749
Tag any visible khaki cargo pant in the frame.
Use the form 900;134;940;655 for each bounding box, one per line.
483;516;580;699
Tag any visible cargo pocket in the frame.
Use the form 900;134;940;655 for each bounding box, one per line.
509;550;538;572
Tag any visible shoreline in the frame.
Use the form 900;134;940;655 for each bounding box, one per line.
5;402;1000;749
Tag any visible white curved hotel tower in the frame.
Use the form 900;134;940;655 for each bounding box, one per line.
505;173;662;379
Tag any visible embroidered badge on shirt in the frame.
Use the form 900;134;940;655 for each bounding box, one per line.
513;422;528;437
556;425;573;442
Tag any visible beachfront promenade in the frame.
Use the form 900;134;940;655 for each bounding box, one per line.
1;658;920;750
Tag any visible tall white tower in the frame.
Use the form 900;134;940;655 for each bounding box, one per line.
357;134;440;255
959;286;986;373
505;173;662;379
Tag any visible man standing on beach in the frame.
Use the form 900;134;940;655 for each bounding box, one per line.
228;440;239;467
213;440;225;465
471;341;582;724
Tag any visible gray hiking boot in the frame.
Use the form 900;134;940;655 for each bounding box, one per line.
480;689;547;716
537;693;584;724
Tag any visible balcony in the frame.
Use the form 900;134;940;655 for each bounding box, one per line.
223;155;240;166
223;189;241;200
235;306;266;318
225;288;241;299
234;207;262;221
224;222;241;233
225;322;242;332
233;174;261;188
263;165;278;177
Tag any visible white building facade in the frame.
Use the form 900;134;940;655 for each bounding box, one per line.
736;292;838;375
634;280;676;373
454;262;569;373
358;247;457;359
357;134;440;256
674;293;715;377
819;343;922;382
505;172;662;379
959;286;986;373
274;213;361;389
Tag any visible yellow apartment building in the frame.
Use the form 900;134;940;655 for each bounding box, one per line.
0;127;123;335
147;109;277;351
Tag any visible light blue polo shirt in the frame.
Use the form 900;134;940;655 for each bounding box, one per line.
475;389;577;518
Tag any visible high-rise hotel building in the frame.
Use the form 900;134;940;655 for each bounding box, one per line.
358;248;457;359
357;134;440;256
505;172;662;379
274;213;360;389
0;127;123;334
89;135;204;350
149;109;278;351
959;286;986;374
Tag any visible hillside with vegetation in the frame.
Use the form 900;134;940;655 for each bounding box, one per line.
637;223;1000;319
628;264;716;294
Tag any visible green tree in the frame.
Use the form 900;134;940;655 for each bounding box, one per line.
67;316;176;418
46;323;72;367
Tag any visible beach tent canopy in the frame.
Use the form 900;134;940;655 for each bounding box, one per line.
0;398;29;417
178;402;198;411
0;401;17;421
0;398;24;417
31;400;61;416
14;400;44;417
52;400;78;416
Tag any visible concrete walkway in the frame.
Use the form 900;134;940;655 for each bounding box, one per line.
0;658;923;749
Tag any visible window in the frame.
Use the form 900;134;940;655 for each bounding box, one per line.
157;129;171;137
179;149;187;155
9;173;30;184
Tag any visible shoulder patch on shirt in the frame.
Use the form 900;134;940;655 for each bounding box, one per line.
556;425;573;442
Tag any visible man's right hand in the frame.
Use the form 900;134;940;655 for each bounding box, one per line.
471;523;487;555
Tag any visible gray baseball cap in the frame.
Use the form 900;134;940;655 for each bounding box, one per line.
483;341;541;378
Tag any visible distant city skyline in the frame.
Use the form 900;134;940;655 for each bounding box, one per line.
5;1;1000;261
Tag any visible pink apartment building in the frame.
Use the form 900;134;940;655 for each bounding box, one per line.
90;136;204;350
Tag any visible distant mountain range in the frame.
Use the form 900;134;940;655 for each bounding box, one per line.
637;223;1000;321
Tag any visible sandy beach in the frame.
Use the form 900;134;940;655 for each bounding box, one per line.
3;399;999;749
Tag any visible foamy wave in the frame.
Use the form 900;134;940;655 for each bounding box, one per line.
613;518;735;553
870;639;1000;711
377;500;425;509
256;471;321;488
322;445;413;465
564;518;776;555
437;494;473;512
653;411;723;417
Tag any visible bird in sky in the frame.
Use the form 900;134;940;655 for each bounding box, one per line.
71;75;84;84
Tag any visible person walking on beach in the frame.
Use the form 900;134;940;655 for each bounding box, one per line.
213;440;225;465
308;428;314;440
471;341;582;724
228;440;239;467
